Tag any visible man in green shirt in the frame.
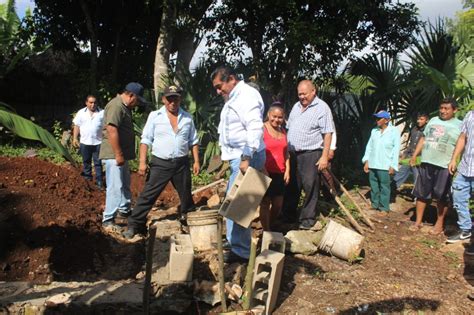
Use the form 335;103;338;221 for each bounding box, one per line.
99;82;147;231
409;98;462;235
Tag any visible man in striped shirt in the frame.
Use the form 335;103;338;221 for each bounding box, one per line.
447;110;474;248
286;80;334;230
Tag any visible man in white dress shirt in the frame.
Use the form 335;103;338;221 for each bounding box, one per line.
72;95;104;188
211;66;266;264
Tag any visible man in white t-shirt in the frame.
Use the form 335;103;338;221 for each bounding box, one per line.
72;95;104;189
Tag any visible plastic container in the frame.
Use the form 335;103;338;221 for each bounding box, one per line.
186;208;219;251
318;220;365;261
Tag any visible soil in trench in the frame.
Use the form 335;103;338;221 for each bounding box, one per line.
0;156;210;283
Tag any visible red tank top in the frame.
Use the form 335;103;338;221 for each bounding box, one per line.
263;126;288;174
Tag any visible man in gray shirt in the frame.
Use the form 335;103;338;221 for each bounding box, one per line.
285;80;334;230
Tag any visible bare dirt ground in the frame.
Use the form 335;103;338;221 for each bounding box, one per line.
0;156;473;314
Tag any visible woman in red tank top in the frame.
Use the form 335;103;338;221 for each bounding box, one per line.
260;105;290;231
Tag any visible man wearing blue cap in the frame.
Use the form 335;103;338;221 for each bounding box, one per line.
99;82;147;232
362;110;400;214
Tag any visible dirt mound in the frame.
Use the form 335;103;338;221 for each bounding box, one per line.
0;157;147;283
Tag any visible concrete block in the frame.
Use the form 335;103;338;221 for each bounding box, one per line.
251;249;285;315
261;231;285;254
169;234;194;282
219;166;272;228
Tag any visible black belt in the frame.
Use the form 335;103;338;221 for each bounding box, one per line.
294;149;322;155
154;156;188;162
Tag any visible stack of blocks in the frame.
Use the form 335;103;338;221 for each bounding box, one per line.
169;234;194;282
219;166;272;228
252;231;286;314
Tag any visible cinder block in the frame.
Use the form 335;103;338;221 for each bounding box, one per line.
219;166;272;228
251;249;285;315
261;231;286;254
169;234;194;282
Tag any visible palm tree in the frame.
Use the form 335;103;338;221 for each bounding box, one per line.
407;20;473;116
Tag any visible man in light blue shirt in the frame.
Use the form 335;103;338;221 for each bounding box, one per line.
123;85;200;239
362;110;400;213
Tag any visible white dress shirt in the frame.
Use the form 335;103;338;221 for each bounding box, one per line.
73;107;104;145
218;81;265;160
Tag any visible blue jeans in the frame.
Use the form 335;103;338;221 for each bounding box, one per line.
79;143;102;184
103;159;132;223
393;165;419;189
452;174;474;231
226;150;266;258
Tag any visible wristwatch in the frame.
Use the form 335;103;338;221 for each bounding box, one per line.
240;154;252;161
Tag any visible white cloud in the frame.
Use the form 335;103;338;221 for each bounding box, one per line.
406;0;464;21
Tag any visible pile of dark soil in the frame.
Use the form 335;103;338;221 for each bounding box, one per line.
0;157;147;283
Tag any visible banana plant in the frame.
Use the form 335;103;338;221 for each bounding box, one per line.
0;102;75;164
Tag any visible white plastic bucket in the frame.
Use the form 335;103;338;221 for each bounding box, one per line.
186;208;219;251
318;220;364;261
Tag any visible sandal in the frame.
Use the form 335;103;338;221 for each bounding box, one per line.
409;224;422;232
429;228;444;236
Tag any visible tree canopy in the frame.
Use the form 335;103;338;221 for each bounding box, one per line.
204;0;420;100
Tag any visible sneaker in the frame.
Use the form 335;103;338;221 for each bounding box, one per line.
222;239;231;250
116;211;131;218
102;220;122;233
466;243;474;256
299;221;323;231
446;230;472;243
122;227;145;240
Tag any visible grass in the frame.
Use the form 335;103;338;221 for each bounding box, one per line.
0;144;81;164
418;238;441;250
413;248;427;259
442;251;461;269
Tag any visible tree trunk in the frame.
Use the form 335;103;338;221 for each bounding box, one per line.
154;0;176;102
78;0;98;94
175;30;197;83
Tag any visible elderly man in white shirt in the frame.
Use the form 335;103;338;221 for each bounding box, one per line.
211;66;266;264
72;95;104;189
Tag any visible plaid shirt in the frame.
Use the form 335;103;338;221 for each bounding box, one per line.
287;97;334;152
458;111;474;177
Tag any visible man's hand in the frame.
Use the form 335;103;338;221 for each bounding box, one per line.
448;160;457;175
409;156;417;167
316;156;328;171
328;150;335;160
72;138;80;148
284;170;290;185
138;161;147;176
363;161;369;173
193;161;200;176
389;167;395;175
115;153;125;166
239;160;250;174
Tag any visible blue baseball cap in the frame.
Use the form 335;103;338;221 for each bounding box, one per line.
373;110;391;119
125;82;147;105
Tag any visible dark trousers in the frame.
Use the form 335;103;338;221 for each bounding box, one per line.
80;143;102;184
128;156;195;230
283;150;322;226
